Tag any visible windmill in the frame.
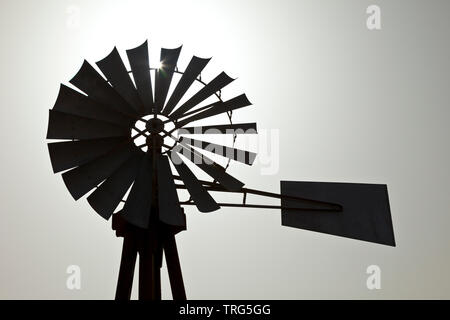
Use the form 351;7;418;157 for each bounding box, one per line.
46;41;395;300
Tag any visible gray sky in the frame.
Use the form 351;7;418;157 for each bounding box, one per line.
0;0;449;299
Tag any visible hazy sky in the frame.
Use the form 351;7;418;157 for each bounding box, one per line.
0;0;449;299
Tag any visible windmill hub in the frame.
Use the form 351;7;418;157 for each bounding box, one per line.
146;118;164;134
130;114;177;153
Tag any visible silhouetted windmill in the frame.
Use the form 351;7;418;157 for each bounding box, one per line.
46;41;395;300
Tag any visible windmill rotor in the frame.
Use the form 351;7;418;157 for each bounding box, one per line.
47;40;255;224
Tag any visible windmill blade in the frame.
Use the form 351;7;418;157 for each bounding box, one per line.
96;47;142;113
169;72;234;119
180;137;256;165
69;60;138;117
48;137;128;173
179;122;257;135
46;110;130;140
162;56;210;115
87;153;143;220
169;151;220;213
154;46;182;112
157;155;187;227
62;143;137;200
174;143;244;192
126;40;153;115
177;94;252;127
121;155;153;229
280;181;396;246
53;84;133;128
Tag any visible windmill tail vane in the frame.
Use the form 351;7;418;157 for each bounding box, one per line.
46;40;395;300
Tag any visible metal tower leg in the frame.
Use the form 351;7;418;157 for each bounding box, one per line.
115;235;138;300
164;232;186;300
